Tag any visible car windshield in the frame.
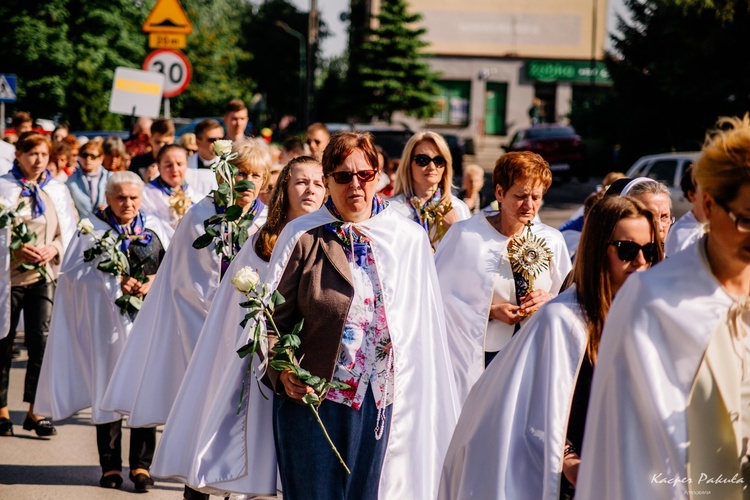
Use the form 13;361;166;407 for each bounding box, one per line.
525;126;577;139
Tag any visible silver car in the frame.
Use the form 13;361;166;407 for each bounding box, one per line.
625;152;699;219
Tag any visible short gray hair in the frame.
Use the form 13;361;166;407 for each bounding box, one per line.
625;178;672;207
106;171;144;195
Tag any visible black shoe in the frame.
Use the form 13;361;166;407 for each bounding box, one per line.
99;473;123;489
129;472;154;493
22;414;57;437
0;417;13;436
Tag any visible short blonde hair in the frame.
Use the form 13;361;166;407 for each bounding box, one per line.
463;164;484;179
695;114;750;205
232;140;273;191
394;131;454;205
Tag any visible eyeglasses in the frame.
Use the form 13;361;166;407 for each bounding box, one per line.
718;202;750;233
413;154;447;168
80;153;101;160
609;240;658;263
658;214;676;226
327;170;378;185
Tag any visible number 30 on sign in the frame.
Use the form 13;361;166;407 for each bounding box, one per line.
142;49;192;98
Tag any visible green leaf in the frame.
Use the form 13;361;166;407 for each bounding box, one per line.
233;180;255;193
306;375;321;386
271;290;286;306
302;393;320;405
294;367;312;380
291;319;304;337
237;342;255;358
204;225;220;238
224;205;243;222
192;233;214;249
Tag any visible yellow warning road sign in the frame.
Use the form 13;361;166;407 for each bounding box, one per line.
142;0;193;35
149;33;187;49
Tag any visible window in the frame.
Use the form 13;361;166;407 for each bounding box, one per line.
433;81;471;126
646;160;678;185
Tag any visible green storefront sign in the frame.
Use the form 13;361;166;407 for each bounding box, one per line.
526;60;612;84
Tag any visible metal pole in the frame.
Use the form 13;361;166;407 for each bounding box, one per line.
307;0;318;126
276;21;306;128
0;103;4;137
164;98;171;119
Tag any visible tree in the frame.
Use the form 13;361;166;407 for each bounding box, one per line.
169;0;255;119
604;0;750;163
352;0;440;122
64;0;149;130
0;1;75;122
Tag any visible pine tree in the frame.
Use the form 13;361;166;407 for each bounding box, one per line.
354;0;440;122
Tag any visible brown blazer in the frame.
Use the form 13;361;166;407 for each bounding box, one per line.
266;226;355;396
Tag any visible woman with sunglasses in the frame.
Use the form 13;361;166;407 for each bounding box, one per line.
66;138;111;219
577;117;750;498
440;195;662;499
436;151;572;403
389;131;470;248
100;141;269;431
258;131;458;499
151;156;327;499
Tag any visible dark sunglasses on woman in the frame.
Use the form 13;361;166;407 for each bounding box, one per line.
327;170;378;185
609;240;658;263
413;154;447;168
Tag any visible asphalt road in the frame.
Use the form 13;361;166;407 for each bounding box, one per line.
0;178;598;499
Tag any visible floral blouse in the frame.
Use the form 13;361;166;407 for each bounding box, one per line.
326;242;394;411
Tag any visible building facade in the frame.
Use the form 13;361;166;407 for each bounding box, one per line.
374;0;611;141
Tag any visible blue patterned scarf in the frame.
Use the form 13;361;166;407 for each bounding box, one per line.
95;207;153;251
324;195;387;266
11;161;52;219
148;176;188;196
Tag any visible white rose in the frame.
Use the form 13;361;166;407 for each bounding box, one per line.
232;266;260;293
214;139;233;157
77;218;95;235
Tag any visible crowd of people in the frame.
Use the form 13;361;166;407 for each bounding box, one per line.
1;102;749;500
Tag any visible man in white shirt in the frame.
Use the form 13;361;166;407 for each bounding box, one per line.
223;99;250;143
188;119;223;170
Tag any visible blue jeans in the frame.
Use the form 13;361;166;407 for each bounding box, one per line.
273;385;392;500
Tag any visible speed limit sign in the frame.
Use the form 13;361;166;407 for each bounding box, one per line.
143;49;192;98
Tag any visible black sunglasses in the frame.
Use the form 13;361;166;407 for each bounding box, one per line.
413;154;447;168
327;170;378;185
80;153;101;160
204;137;220;143
609;240;657;263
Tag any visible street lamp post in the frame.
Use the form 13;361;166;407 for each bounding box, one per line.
276;20;307;127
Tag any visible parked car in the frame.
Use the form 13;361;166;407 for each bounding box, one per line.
502;124;587;182
625;151;699;219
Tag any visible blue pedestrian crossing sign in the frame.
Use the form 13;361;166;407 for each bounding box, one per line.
0;75;17;103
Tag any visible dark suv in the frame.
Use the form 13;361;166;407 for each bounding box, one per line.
503;125;587;181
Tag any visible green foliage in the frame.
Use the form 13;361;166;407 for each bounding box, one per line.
352;0;441;122
170;0;254;117
603;0;750;164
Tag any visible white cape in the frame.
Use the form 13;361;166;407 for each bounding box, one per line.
151;232;276;496
263;205;460;499
664;209;705;257
33;215;171;423
388;192;472;221
434;211;572;405
100;197;266;427
184;167;218;200
0;175;77;340
576;237;739;499
439;287;587;499
140;182;202;236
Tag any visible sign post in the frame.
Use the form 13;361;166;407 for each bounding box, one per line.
142;49;192;118
108;67;165;119
0;74;18;137
142;0;193;49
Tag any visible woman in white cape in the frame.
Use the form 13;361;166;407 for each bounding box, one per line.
387;131;470;249
436;151;571;404
577;115;750;499
140;144;201;233
439;195;663;499
265;131;458;500
100;140;271;430
34;171;170;491
150;156;326;498
0;133;77;438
